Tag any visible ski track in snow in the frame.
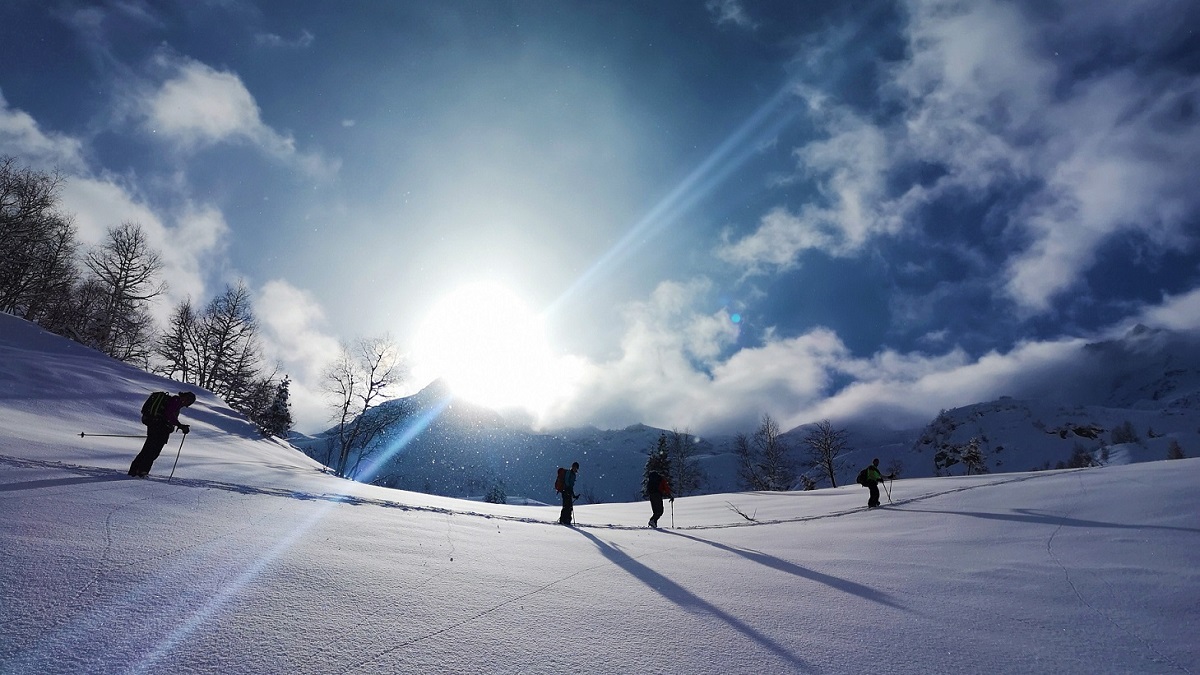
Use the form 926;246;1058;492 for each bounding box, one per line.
1043;475;1191;674
337;535;692;674
1;472;293;649
0;452;1088;531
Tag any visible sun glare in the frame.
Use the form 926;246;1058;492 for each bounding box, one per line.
412;282;567;414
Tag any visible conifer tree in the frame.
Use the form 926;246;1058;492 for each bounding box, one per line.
257;376;294;438
643;434;672;498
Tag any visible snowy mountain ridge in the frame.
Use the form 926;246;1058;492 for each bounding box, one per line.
292;324;1200;500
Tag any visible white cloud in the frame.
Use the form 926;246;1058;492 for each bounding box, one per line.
57;179;229;325
1;87;346;432
705;0;757;30
254;30;315;49
1;91;232;324
541;268;1200;436
145;61;262;145
141;55;336;178
1135;287;1200;333
0;90;86;170
255;280;342;379
162;204;230;301
719;0;1200;314
550;313;1097;434
254;279;344;433
716;92;907;270
1005;71;1200;311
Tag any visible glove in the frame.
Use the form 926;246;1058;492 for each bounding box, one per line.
179;424;190;434
574;494;580;500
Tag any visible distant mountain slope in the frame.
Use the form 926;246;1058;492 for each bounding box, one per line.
293;391;741;503
902;325;1200;477
296;324;1200;499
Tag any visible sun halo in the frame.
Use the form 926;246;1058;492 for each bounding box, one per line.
411;282;566;415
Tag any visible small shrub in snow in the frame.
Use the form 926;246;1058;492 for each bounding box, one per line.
484;484;507;504
1111;420;1139;445
1067;445;1096;468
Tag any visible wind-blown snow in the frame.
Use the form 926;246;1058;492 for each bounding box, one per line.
1;312;1197;674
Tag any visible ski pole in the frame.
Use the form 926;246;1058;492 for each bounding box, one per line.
883;478;892;504
80;432;145;438
167;433;187;482
670;500;674;529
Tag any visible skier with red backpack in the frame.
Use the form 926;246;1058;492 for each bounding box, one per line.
128;391;195;477
556;461;579;525
646;470;673;528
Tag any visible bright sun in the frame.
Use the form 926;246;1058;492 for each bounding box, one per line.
412;282;566;413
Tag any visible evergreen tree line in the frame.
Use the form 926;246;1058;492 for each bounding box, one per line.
1;156;292;437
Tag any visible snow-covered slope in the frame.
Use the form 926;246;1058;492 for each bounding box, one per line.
897;327;1200;477
2;311;1199;674
910;396;1199;475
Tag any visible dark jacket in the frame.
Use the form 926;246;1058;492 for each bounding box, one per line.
647;472;672;498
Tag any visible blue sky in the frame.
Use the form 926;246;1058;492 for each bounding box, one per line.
2;0;1199;435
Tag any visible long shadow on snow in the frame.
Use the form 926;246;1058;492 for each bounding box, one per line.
572;527;811;670
0;474;128;492
661;530;908;611
891;506;1200;535
0;454;537;522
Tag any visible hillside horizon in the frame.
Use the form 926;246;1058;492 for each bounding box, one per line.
291;323;1200;501
2;308;1198;674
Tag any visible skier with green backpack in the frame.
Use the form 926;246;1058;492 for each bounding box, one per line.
856;458;894;508
128;390;196;477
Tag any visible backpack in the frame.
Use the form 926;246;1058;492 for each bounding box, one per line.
141;391;170;425
554;467;566;493
856;468;869;486
647;471;662;496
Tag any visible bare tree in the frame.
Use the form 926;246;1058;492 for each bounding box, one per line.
666;427;705;497
155;282;285;430
324;336;408;478
78;221;164;364
159;281;260;396
198;282;262;410
735;413;797;491
801;419;850;488
0;158;80;326
156;299;199;382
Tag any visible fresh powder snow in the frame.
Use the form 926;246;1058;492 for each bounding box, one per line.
1;312;1197;674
